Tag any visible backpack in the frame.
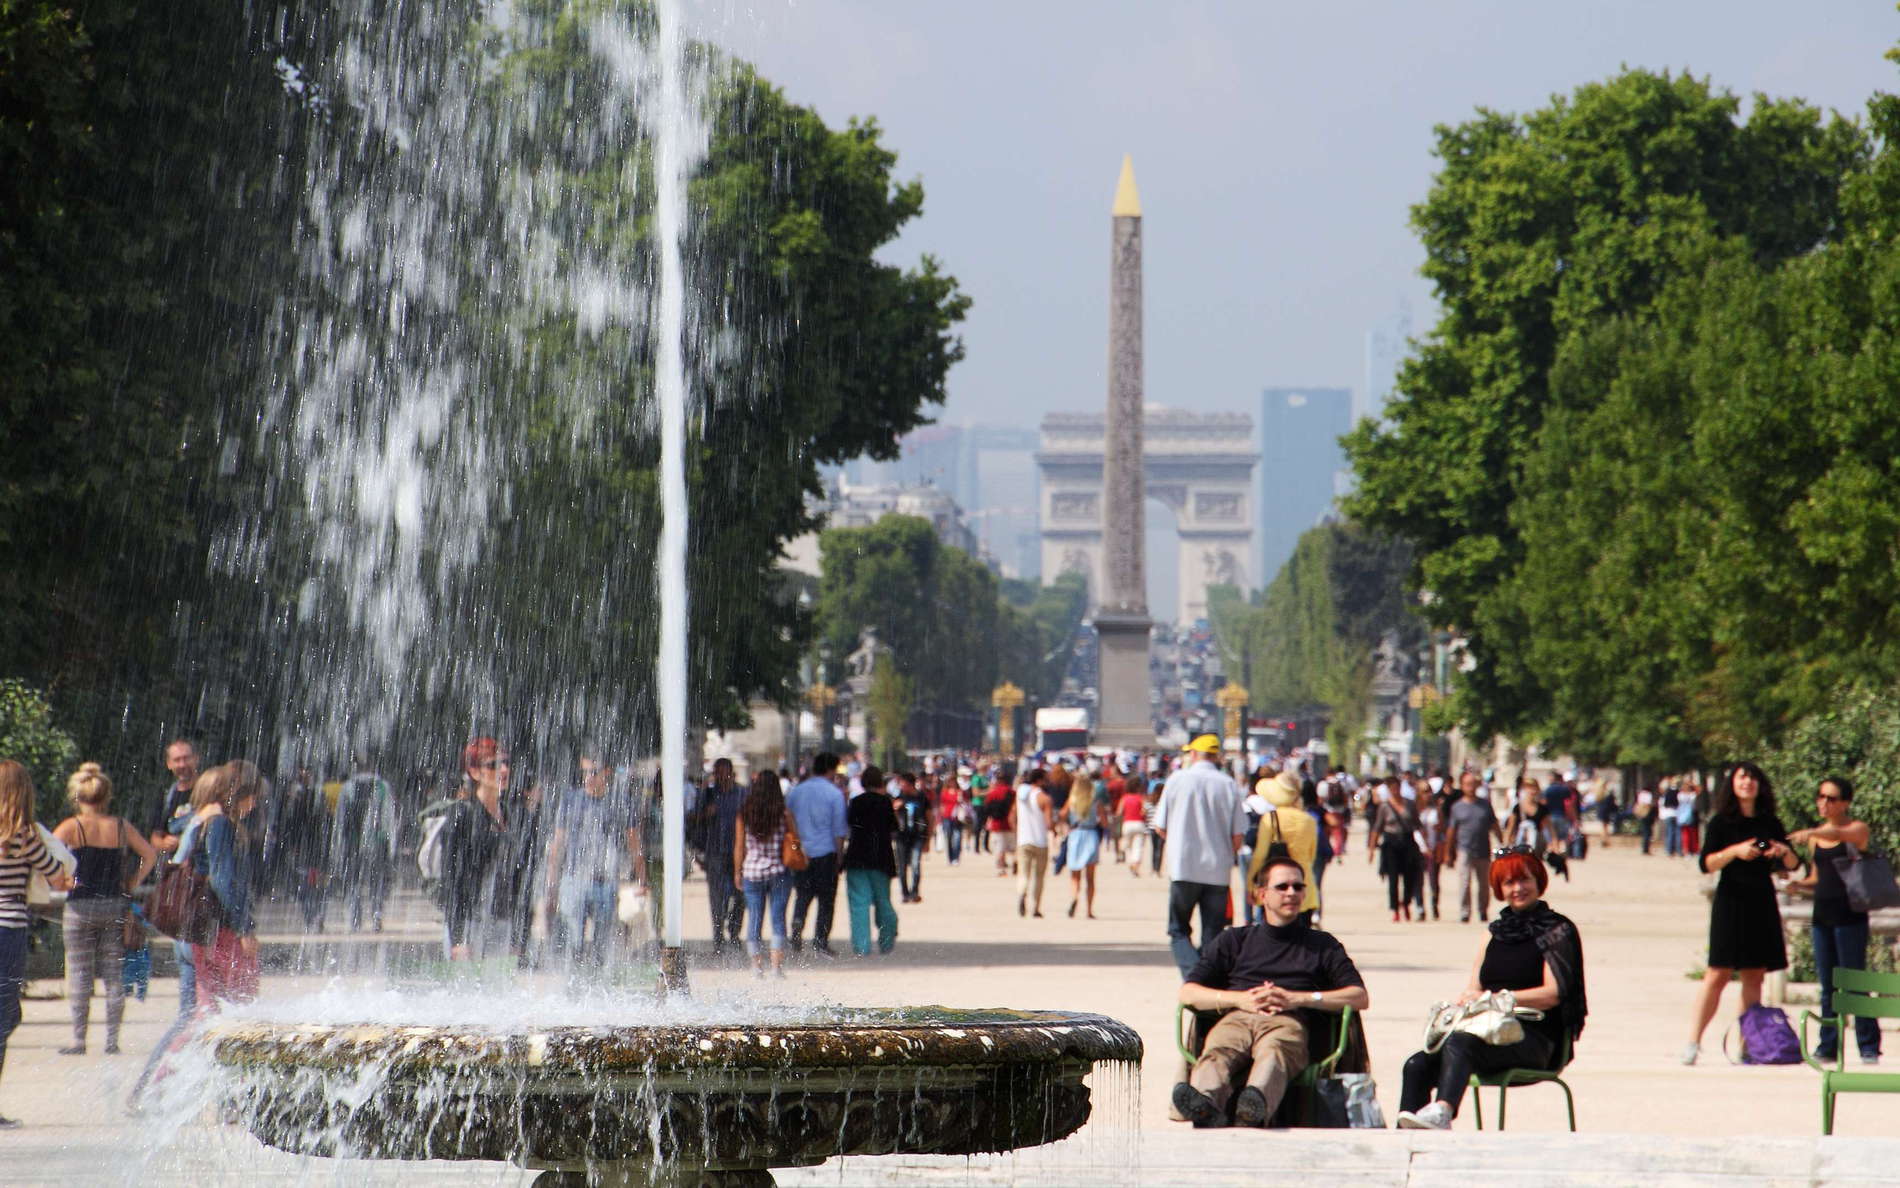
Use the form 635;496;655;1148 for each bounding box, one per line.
1727;1004;1800;1065
417;805;455;883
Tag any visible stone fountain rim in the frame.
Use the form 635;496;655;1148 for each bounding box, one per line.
205;1006;1144;1074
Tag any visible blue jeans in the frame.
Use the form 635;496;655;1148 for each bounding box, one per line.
743;872;792;956
0;926;24;1077
560;876;617;965
896;837;925;900
174;937;196;1018
1813;922;1883;1059
1168;879;1230;979
845;868;898;955
941;822;962;865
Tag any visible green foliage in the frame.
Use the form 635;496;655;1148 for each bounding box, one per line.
818;518;1079;713
1764;686;1900;861
1344;68;1868;754
866;653;912;770
1786;926;1900;984
0;679;79;823
1214;521;1419;759
0;2;966;769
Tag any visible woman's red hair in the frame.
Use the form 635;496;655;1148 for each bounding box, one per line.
1489;850;1549;898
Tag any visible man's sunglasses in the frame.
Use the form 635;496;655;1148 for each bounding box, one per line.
1268;880;1306;893
1493;844;1535;859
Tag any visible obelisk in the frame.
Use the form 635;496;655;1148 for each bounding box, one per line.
1092;156;1155;748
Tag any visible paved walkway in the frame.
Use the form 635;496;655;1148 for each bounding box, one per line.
0;818;1891;1184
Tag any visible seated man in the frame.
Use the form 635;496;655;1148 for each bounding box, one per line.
1173;854;1370;1127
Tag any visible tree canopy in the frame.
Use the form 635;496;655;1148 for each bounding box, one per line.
0;0;966;797
1343;67;1872;762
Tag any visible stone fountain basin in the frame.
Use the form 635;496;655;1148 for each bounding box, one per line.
206;1006;1142;1176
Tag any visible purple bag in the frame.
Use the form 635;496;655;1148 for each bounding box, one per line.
1726;1004;1801;1065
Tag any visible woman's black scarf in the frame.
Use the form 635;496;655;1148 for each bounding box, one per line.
1491;900;1588;1042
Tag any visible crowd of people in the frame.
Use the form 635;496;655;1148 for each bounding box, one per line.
0;728;1886;1133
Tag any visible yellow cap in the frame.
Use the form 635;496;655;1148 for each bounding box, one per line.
1184;734;1221;754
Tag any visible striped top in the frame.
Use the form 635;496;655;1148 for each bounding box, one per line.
0;827;64;930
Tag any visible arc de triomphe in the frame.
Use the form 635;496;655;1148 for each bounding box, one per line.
1037;408;1258;624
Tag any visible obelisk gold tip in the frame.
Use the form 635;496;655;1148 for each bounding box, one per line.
1113;154;1141;218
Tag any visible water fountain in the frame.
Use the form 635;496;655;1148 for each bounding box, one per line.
174;1;1141;1184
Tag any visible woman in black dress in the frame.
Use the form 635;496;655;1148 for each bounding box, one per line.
1394;847;1587;1129
1682;762;1800;1065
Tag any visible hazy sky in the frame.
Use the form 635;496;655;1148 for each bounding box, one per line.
710;1;1898;431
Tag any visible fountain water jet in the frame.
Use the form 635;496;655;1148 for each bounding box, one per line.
190;2;1142;1183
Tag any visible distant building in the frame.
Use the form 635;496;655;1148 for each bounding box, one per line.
781;477;983;579
1257;387;1351;586
847;424;1043;580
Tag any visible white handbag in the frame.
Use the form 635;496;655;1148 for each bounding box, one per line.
26;823;76;906
1421;990;1545;1053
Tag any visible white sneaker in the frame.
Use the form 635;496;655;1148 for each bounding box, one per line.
1679;1042;1699;1066
1396;1101;1452;1130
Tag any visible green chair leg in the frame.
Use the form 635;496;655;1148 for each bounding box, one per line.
1497;1084;1509;1129
1823;1087;1834;1136
1470;1084;1484;1130
1559;1079;1576;1131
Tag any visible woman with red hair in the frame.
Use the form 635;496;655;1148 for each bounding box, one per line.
1394;847;1588;1129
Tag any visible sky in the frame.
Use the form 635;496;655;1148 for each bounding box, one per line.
708;0;1899;430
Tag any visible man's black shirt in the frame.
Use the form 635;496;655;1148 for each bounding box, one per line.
1185;920;1365;995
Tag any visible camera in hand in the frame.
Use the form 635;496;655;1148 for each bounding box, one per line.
1754;839;1773;852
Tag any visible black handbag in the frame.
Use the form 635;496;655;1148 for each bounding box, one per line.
1304;1077;1351;1128
1838;844;1900;913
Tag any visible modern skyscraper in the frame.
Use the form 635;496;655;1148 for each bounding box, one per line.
1257;386;1351;586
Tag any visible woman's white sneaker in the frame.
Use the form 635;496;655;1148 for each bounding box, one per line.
1396;1101;1452;1130
1679;1042;1700;1066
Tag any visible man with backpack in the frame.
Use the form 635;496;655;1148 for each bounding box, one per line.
330;754;397;932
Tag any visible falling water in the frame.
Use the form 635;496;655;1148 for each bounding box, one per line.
652;0;697;953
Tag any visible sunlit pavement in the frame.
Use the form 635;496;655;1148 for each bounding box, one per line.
4;820;1897;1184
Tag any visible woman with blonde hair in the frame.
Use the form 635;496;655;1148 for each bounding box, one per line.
0;761;72;1127
1061;773;1108;919
52;763;156;1054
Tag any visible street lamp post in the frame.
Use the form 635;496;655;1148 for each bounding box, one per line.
992;681;1025;756
806;682;838;755
1215;681;1249;774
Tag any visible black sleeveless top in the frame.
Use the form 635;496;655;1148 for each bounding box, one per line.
1813;841;1868;928
68;818;129;901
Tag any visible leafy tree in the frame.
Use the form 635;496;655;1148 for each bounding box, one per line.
1765;686;1900;859
1344;69;1867;747
1214;522;1419;760
866;653;912;770
0;679;79;823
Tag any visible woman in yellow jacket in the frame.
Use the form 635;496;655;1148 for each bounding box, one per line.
1247;769;1321;924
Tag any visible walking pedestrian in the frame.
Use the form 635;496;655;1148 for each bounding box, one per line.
185;762;267;1009
843;765;899;956
439;738;517;962
1014;768;1055;917
0;761;73;1126
1683;763;1799;1065
735;771;799;978
894;772;932;904
692;758;747;953
273;766;330;930
1370;780;1424;922
330;754;396;932
1062;773;1108;918
1446;770;1503;923
786;752;848;957
935;772;963;866
51;764;155;1055
1633;785;1657;855
1158;736;1247;979
147;740;201;1019
1677;779;1704;857
988;774;1018;876
543;753;638;971
1117;773;1147;877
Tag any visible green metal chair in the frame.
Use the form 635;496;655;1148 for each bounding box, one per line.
1467;1029;1576;1131
1175;1001;1356;1122
1800;966;1900;1134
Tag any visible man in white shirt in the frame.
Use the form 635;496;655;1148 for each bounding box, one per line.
1158;735;1248;978
1014;769;1055;917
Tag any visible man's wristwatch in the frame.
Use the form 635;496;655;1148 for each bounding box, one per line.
1309;991;1322;1004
